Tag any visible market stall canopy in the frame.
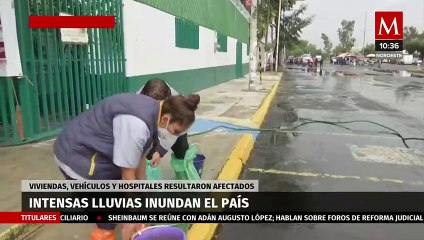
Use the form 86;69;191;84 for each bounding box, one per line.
337;53;355;58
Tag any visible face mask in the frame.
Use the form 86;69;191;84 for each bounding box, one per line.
158;119;179;151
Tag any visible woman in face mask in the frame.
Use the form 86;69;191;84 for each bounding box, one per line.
53;91;200;240
156;94;198;156
136;79;190;167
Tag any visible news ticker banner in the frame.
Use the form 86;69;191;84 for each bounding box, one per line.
21;191;424;213
18;180;424;224
2;212;424;224
21;180;259;192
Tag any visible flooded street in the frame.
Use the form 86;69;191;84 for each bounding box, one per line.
352;72;424;121
219;67;424;240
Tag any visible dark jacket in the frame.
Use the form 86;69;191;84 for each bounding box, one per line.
54;93;161;180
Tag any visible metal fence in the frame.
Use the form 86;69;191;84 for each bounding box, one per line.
0;0;126;146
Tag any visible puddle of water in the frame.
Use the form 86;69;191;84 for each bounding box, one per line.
393;70;412;77
293;69;424;120
351;78;424;119
349;144;424;166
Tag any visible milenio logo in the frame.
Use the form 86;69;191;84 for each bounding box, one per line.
375;12;403;40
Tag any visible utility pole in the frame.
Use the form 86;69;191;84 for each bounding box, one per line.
264;0;271;72
248;0;258;90
362;11;367;56
282;9;286;63
274;0;282;72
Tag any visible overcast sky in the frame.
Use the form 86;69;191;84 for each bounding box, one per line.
299;0;424;48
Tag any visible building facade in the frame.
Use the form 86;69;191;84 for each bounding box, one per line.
124;0;249;94
0;0;249;145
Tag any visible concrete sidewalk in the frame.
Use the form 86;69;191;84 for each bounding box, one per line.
0;72;282;240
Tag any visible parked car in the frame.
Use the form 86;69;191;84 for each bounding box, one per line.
362;58;374;65
287;56;295;64
413;58;423;65
402;54;414;65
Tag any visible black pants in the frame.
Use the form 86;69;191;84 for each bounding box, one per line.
59;169;117;230
146;133;189;159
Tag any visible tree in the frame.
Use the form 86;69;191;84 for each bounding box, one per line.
305;43;322;56
404;26;420;43
403;26;424;57
337;20;356;53
276;3;313;61
405;39;424;58
287;39;308;56
362;43;375;56
256;0;313;66
321;33;333;59
257;0;273;70
288;40;322;56
257;0;273;42
332;45;344;56
258;0;296;70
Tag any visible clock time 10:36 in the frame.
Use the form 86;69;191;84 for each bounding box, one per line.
375;40;403;52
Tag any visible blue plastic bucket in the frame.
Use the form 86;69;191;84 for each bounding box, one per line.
193;154;205;177
133;226;186;240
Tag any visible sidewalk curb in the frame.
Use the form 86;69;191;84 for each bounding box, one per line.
187;81;281;240
0;224;39;240
408;69;424;74
251;82;280;127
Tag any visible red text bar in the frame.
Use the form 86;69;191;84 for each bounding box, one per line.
29;16;115;28
0;212;60;224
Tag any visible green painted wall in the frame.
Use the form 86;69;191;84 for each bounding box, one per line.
137;0;249;43
128;0;250;95
128;63;249;94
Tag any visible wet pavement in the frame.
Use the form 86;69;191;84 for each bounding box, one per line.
219;67;424;239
